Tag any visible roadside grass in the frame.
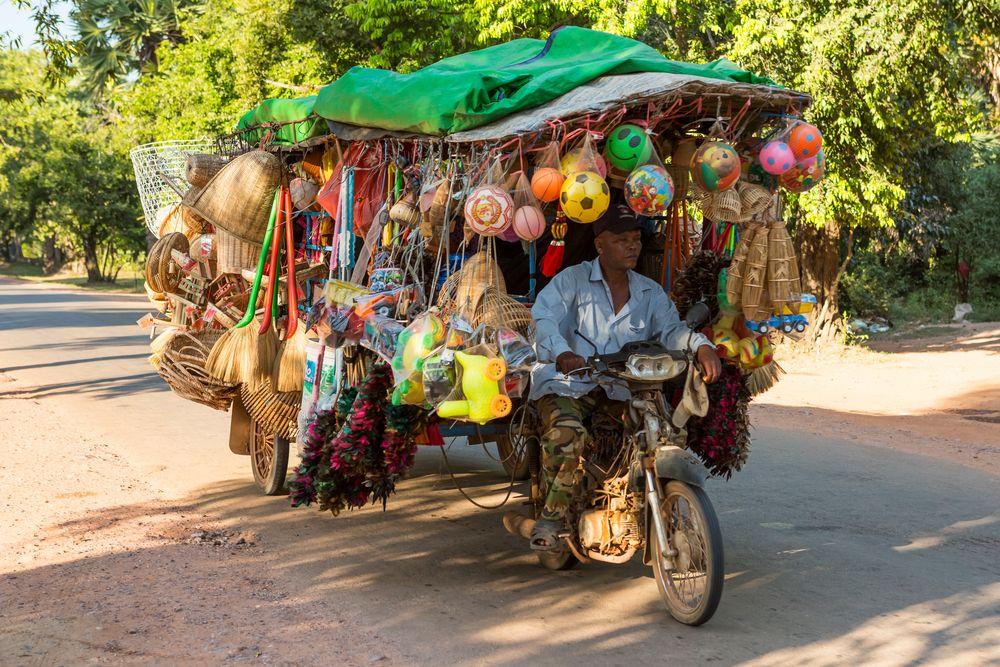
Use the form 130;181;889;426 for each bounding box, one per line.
0;260;145;294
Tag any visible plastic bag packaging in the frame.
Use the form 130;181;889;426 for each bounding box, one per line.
496;327;536;369
390;312;446;406
435;342;512;424
421;349;457;408
560;132;606;177
297;340;324;435
362;314;405;363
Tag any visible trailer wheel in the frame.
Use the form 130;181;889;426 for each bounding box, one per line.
249;418;289;496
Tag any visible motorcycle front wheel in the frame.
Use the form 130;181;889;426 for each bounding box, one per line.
650;480;724;626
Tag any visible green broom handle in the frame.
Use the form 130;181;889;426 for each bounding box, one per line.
235;189;280;329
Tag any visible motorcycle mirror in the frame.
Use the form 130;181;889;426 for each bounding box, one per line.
685;302;712;331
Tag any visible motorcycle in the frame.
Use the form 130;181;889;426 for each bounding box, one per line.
503;304;724;626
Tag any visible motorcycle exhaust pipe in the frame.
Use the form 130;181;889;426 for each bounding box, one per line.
503;511;536;540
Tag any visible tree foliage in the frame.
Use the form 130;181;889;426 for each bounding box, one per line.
0;50;144;280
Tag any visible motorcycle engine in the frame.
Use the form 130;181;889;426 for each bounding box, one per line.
577;496;641;552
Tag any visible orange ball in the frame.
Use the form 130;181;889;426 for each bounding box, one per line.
788;123;822;160
531;167;564;203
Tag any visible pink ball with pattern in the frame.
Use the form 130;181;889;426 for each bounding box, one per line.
759;141;796;175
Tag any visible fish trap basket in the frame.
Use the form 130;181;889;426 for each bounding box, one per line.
130;140;219;237
239;380;299;440
158;329;239;411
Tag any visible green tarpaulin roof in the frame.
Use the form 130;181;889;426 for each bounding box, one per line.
234;28;783;142
235;95;324;145
313;27;777;136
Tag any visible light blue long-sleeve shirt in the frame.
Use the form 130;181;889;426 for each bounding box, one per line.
529;259;712;401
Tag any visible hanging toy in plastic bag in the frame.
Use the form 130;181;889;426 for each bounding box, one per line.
436;348;512;424
391;312;446;406
496;327;536;369
559;132;610;224
362;314;405;363
422;351;457;407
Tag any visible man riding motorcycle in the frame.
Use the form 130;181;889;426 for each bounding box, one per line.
528;203;722;550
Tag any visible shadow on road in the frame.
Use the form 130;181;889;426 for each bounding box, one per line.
7;438;998;666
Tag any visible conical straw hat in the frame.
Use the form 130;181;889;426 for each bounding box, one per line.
184;149;281;244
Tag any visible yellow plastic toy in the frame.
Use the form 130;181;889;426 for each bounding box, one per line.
437;351;512;424
392;377;425;406
392;315;444;376
713;315;774;369
391;313;445;406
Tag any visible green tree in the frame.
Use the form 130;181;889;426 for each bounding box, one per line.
725;0;998;334
0;49;145;280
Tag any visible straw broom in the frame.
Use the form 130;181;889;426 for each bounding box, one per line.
726;225;756;310
272;188;307;392
741;223;770;322
206;190;280;384
253;189;286;385
767;218;802;315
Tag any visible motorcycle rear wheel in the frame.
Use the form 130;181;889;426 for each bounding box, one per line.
650;480;724;625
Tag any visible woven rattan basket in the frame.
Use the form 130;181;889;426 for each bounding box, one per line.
186;154;228;188
239;379;299;440
216;227;261;275
473;287;535;338
437;251;506;319
158;329;239;411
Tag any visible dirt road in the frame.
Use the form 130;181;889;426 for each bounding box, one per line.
1;278;998;666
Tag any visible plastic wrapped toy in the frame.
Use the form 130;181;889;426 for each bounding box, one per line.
437;350;512;424
362;315;405;363
391;313;446;406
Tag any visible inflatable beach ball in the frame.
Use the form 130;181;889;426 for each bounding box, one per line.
691;141;740;192
560;148;608;178
530;167;564;203
759;141;796;175
625;165;674;216
789;122;823;160
604;123;653;172
512;206;547;241
560;171;610;224
780;150;826;193
464;186;514;236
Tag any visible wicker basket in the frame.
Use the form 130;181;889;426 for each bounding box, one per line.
239;379;299;440
437;251;506;319
184;149;281;244
158;329;239;411
186;154;228;188
216;227;261;275
473;287;535;338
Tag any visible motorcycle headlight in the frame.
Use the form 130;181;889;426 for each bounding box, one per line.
624;354;686;381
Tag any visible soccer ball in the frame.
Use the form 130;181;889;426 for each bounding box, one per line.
464;186;514;236
559;171;610;224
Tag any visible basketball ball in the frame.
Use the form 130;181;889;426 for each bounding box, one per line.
531;167;564;203
512;206;546;241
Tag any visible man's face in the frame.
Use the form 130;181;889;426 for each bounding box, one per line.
595;229;642;271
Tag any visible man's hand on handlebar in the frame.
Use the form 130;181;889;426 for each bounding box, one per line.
556;351;588;376
697;345;722;383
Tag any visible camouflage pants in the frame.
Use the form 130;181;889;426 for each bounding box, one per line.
536;390;603;522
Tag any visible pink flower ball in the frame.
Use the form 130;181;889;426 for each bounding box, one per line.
759;141;796;175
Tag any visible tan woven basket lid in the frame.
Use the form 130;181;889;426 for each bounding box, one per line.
184;149;280;244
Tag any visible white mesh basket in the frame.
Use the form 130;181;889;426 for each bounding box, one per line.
130;140;218;236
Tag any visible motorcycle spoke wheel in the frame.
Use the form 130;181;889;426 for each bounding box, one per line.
651;481;724;625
